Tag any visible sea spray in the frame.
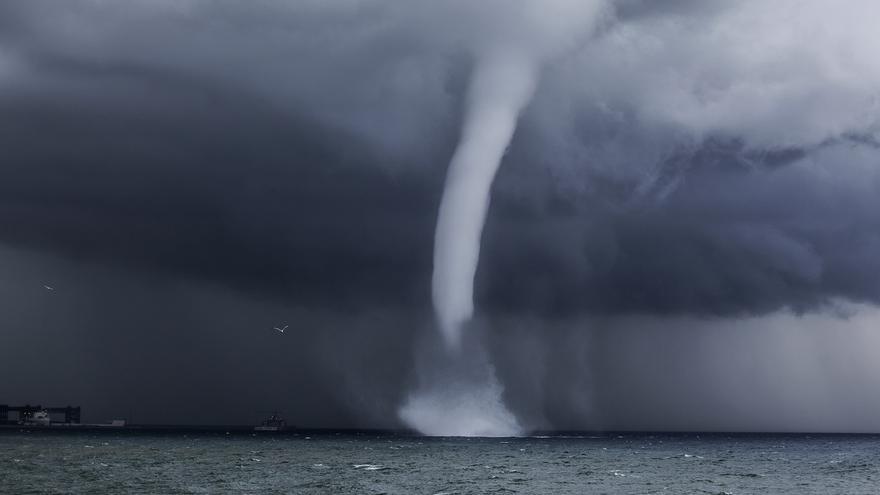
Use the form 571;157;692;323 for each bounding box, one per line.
398;366;520;437
399;323;522;437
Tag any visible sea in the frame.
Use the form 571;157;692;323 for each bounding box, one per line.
2;430;879;494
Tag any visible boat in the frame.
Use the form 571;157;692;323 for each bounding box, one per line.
254;412;287;432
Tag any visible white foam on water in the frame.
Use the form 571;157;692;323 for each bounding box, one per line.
353;463;387;471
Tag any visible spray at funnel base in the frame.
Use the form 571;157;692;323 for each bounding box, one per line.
398;367;521;437
431;54;538;350
399;325;522;437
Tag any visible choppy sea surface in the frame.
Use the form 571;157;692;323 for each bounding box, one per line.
2;431;879;494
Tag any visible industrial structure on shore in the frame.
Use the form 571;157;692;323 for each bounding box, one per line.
1;404;81;425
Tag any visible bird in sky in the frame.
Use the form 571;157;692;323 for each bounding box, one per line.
44;285;55;291
274;325;288;333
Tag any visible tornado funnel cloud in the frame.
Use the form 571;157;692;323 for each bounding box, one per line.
414;1;607;436
432;55;538;349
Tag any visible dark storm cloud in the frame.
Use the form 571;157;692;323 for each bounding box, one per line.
0;48;443;308
2;0;879;320
482;139;880;317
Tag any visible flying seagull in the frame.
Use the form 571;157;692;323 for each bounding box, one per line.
274;325;288;333
44;285;55;291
